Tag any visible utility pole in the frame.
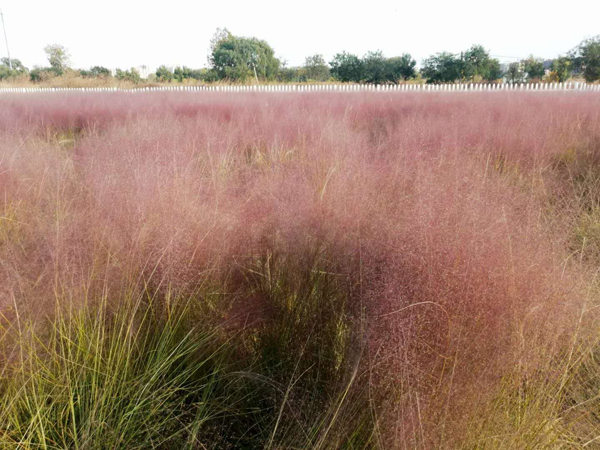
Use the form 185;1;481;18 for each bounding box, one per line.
0;8;11;69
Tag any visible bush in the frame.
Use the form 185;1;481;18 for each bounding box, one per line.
173;66;206;82
115;67;141;84
277;66;299;82
29;67;55;82
80;66;111;78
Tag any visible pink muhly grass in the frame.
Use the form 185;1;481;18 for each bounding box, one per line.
0;91;598;446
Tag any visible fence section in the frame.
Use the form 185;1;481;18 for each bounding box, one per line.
0;82;599;94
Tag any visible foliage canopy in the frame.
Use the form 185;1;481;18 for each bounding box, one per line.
209;29;280;82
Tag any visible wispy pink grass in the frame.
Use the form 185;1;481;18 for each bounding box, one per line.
1;91;599;446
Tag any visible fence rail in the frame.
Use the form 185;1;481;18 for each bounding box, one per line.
0;82;599;94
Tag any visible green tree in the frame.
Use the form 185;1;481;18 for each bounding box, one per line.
522;56;545;81
156;65;174;82
44;44;70;76
0;57;27;80
385;53;417;82
361;50;388;84
0;65;12;80
421;52;462;84
458;45;502;82
1;57;27;73
209;30;280;82
550;56;572;82
304;54;329;81
173;66;205;81
115;68;141;84
329;52;363;82
278;67;298;82
173;66;185;82
460;44;488;80
483;59;503;82
277;60;299;82
569;36;600;82
207;28;232;68
505;62;524;83
203;69;219;83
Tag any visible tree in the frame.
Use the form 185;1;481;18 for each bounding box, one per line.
209;30;280;82
304;54;329;81
550;56;572;82
115;68;141;84
203;69;219;83
0;65;11;80
1;57;27;73
207;28;232;68
362;50;388;84
421;52;462;84
277;59;299;82
385;53;417;82
458;45;502;82
156;65;174;82
505;62;524;83
278;67;298;82
460;44;488;80
522;56;545;80
569;36;600;82
329;52;363;82
173;66;185;82
173;66;205;82
44;44;70;75
483;59;504;82
0;57;27;80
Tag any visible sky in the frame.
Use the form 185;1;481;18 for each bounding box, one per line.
1;0;599;72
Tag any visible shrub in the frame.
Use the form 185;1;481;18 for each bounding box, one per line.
80;66;111;78
115;67;141;83
29;66;55;82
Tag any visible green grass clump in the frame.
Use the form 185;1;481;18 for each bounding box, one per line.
0;273;376;449
0;292;230;449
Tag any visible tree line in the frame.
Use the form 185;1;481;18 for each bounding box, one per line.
1;32;599;84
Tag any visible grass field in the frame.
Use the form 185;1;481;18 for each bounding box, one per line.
1;91;600;449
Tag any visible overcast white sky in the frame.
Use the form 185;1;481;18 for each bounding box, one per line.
1;0;599;71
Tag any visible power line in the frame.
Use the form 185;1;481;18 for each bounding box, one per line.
0;8;11;70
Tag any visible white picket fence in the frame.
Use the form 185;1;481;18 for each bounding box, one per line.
0;82;599;94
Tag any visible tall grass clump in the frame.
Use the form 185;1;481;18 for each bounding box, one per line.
1;91;600;448
0;291;230;449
